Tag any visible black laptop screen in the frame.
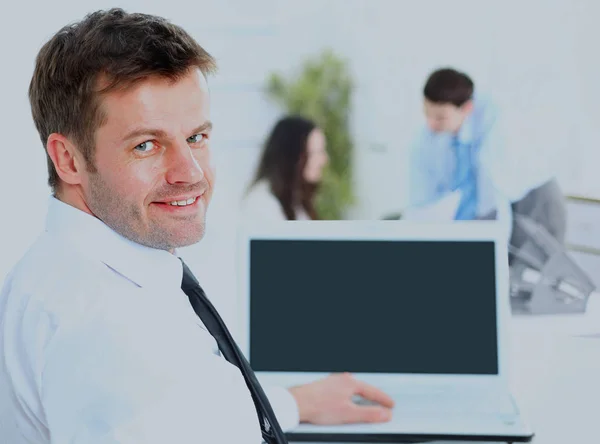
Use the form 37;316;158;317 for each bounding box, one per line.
249;239;499;375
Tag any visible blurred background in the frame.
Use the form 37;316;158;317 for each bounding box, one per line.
1;0;600;320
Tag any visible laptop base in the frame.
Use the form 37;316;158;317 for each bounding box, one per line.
287;431;534;443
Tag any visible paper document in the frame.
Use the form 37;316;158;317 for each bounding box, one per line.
402;191;461;221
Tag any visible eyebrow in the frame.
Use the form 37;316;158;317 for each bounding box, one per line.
121;121;213;142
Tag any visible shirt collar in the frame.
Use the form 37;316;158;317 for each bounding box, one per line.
45;196;184;292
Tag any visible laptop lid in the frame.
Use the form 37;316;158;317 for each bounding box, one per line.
236;221;510;390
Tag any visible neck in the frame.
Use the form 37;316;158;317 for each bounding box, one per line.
55;186;95;217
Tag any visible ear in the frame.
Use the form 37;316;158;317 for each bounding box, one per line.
46;133;87;187
462;99;475;115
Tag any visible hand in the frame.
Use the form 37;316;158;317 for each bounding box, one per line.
288;373;394;425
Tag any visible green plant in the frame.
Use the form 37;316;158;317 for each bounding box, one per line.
265;49;355;220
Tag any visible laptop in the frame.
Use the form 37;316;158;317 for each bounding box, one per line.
236;221;534;442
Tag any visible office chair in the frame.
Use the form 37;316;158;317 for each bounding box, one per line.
509;215;596;315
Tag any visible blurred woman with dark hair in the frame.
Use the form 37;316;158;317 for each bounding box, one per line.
242;115;329;221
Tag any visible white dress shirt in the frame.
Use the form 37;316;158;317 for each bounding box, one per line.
0;197;298;443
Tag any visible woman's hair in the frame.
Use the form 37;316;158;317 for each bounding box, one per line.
250;115;320;220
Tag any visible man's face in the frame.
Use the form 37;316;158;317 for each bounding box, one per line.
81;68;214;251
423;99;471;134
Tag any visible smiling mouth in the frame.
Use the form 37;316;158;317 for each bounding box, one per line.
167;197;197;207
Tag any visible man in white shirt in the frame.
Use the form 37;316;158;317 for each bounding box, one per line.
0;8;393;444
408;67;566;250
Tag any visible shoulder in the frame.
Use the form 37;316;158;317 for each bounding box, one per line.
411;126;435;148
1;232;127;337
410;127;432;159
410;127;451;168
0;233;128;399
240;181;286;222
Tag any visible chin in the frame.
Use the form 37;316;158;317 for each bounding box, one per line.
144;223;206;251
175;227;206;248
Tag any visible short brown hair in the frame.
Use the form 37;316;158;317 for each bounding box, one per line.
29;8;217;193
423;68;474;107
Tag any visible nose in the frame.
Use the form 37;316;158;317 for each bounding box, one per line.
165;142;205;185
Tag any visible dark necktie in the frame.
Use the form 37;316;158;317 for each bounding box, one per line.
180;260;288;444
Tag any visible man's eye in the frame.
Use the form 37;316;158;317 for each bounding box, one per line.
187;134;206;144
134;141;156;152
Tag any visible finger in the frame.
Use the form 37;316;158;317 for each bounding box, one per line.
344;404;393;424
355;381;395;408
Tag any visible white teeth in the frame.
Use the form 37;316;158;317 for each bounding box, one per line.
168;197;197;206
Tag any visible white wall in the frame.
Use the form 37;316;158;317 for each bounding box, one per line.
1;0;599;323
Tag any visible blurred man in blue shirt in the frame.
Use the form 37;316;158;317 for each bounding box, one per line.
408;68;566;251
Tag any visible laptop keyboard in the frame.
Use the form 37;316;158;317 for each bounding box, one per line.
388;389;518;418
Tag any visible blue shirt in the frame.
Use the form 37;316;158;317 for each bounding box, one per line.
409;95;502;218
407;94;557;238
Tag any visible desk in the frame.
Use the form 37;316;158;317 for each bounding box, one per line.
292;296;600;444
505;295;600;444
